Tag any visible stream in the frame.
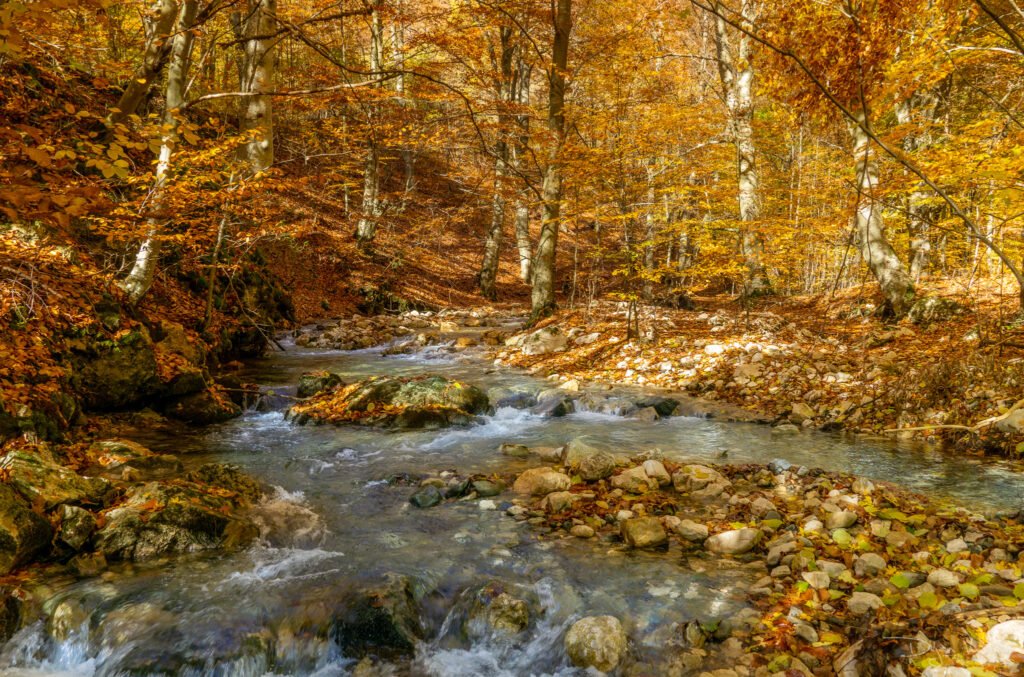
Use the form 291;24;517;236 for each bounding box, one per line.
1;333;1023;676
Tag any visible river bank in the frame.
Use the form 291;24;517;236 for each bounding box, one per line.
0;310;1021;675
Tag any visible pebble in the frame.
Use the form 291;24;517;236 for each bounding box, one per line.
848;591;883;615
802;571;830;589
927;568;961;588
570;525;595;539
479;500;497;511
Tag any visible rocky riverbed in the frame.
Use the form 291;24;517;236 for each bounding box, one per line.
0;310;1022;675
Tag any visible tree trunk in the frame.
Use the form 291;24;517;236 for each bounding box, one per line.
713;0;770;295
121;0;198;302
512;58;533;283
850;112;915;317
479;27;517;300
110;0;178;124
356;8;384;247
530;0;572;321
237;0;276;174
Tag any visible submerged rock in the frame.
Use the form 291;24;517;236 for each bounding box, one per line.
409;485;442;509
564;615;628;672
466;583;530;637
289;376;489;429
531;390;574;418
333;574;424;660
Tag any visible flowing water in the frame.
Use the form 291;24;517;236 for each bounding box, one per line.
2;334;1023;676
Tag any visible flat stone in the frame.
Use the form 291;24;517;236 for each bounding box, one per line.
854;553;887;577
611;466;652;493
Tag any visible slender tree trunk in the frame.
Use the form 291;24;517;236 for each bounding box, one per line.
512;60;533;283
850;111;915;316
110;0;178;124
530;0;572;320
480;27;517;300
237;0;275;174
392;2;414;196
121;0;198;302
713;0;770;295
356;8;384;247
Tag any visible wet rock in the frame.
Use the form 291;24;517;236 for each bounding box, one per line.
333;574;424;659
409;486;443;509
56;505;97;551
641;460;671;487
847;591;883;615
0;591;26;644
297;371;344;398
88;440;183;480
164;388;242;425
673;519;709;543
471;480;504;497
499;443;531;458
95;480;258;562
0;484;53;574
632;396;679;417
1;449;110;509
621;517;667;548
771;424;800;435
467;585;529;636
975;619;1024;668
69;551;106;577
186;463;264;502
290;376;490;429
513;468;571;496
532;390;575;418
562;438;601;469
705;528;760;555
564;615;628;672
611;466;653;493
487;387;537;409
631;407;659;422
520;327;568;355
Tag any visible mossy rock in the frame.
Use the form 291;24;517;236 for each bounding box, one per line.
297;371;344;398
0;484;53;574
69;328;160;411
288;376;490;429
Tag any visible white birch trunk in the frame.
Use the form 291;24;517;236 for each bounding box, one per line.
121;0;198;302
356;8;384;246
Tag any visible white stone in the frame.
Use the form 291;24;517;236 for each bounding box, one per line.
975;620;1024;667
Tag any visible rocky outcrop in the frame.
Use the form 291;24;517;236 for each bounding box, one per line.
68;327;160;411
288;376;490;429
0;484;53;574
0;448;110;509
297;371;344;398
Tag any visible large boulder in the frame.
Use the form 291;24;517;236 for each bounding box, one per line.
332;574;424;660
0;449;110;509
297;371;344;398
564;615;628;672
69;327;160;410
288;376;490;429
164;387;242;425
0;484;52;574
94;475;259;562
520;327;568;356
